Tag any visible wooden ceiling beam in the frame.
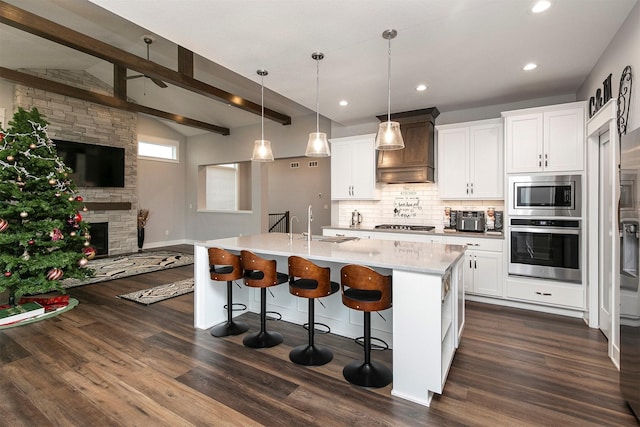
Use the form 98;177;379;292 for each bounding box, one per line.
0;67;230;135
0;1;292;126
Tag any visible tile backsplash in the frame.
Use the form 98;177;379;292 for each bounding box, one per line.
336;182;504;230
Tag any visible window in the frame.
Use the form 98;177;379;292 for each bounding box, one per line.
198;162;252;212
137;136;179;162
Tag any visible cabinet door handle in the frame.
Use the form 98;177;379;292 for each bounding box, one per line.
474;256;477;269
469;258;472;269
466;183;469;195
535;291;552;296
544;153;548;167
538;154;542;167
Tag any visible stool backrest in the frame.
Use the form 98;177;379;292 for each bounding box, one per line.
240;250;279;288
288;256;332;298
340;264;392;312
208;247;243;281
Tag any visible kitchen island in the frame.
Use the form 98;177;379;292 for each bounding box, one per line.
194;233;466;406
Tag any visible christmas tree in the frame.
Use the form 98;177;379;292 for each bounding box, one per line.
0;107;94;305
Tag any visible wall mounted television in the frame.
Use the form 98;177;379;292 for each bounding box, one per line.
53;140;125;188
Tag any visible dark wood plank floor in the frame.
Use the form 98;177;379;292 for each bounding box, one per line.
0;245;637;426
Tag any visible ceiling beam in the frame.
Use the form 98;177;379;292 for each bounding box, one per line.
0;1;292;126
0;67;230;135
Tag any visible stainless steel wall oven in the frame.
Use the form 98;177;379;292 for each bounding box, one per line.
508;175;581;217
508;218;581;283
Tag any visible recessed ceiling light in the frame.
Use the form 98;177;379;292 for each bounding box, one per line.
523;63;538;71
531;1;551;13
416;84;428;92
339;100;348;106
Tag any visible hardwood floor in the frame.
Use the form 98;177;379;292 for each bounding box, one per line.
0;245;637;426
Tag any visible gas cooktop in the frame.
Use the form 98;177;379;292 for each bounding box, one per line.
375;224;435;232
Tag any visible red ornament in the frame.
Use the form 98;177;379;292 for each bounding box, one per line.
27;239;35;245
74;213;82;223
75;195;84;202
0;219;8;232
46;268;64;281
0;132;3;141
83;246;97;260
50;228;64;241
4;271;11;277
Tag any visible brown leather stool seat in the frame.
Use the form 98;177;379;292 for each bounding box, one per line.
288;256;340;366
208;248;249;337
340;264;392;388
240;250;288;348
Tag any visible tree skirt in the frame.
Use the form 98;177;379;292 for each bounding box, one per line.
60;251;193;289
117;278;194;305
0;298;79;330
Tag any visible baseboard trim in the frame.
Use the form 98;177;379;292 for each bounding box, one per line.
466;294;585;319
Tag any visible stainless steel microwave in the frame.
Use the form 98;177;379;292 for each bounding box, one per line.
508;175;581;217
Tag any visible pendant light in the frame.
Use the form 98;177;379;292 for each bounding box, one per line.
251;69;274;162
305;52;331;157
375;29;405;150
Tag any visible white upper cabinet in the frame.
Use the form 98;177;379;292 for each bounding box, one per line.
437;118;503;200
504;102;585;174
330;134;379;200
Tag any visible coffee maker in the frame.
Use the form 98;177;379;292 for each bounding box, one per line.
350;210;363;228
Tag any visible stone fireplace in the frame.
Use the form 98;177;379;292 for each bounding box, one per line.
13;69;139;255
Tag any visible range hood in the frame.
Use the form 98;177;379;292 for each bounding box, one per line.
376;107;440;183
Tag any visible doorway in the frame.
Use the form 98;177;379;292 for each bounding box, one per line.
598;130;612;340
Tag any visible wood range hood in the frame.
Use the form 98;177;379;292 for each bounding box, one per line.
376;107;440;183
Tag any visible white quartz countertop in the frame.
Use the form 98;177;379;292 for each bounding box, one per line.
196;232;466;275
322;225;504;239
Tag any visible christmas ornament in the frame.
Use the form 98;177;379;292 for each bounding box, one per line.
69;231;76;237
83;240;90;246
4;271;11;277
83;246;96;260
46;268;64;281
55;193;61;197
0;219;8;232
75;195;84;202
68;196;74;202
27;239;35;245
6;155;14;162
48;178;57;185
74;213;82;223
78;258;89;267
50;228;64;241
20;211;28;218
82;206;88;212
29;143;36;149
22;250;30;261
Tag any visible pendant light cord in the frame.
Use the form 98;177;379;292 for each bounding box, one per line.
316;58;320;133
387;36;392;123
261;74;265;141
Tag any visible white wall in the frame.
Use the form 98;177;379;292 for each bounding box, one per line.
137;115;188;247
577;1;640;132
184;112;331;241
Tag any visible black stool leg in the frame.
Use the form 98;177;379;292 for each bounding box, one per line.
289;298;333;366
211;280;249;337
243;288;283;348
343;311;392;388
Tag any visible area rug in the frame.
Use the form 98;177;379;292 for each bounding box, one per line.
116;278;194;305
60;251;194;289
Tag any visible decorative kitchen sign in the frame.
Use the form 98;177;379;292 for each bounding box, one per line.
393;188;422;218
618;65;632;139
588;73;612;118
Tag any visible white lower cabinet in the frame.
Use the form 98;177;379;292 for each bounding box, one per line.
506;277;584;310
445;236;504;297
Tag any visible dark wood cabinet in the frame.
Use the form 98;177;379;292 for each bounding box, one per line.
376;107;440;183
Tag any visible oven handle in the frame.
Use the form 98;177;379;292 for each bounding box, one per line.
509;226;580;235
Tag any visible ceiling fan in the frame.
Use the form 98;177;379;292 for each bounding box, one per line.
126;36;168;88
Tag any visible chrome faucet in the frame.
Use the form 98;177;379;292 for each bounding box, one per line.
289;215;299;242
307;204;313;242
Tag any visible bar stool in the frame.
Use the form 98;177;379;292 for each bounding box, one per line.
288;256;340;366
207;248;249;337
240;250;288;348
340;264;392;388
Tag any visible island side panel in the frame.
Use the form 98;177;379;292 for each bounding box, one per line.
391;269;446;407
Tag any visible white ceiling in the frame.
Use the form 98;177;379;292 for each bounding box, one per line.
1;0;637;136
